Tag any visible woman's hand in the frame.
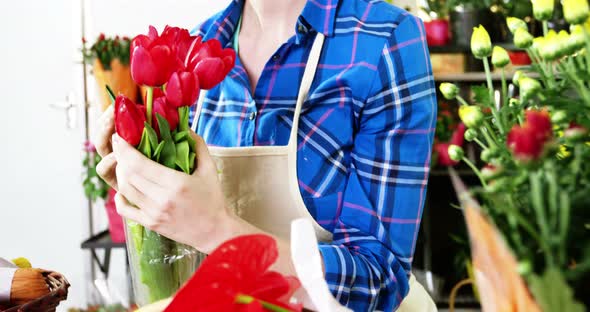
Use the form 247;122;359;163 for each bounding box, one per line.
111;132;239;253
94;105;118;190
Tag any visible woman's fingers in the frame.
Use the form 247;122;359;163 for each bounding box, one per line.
112;134;182;187
190;132;216;176
114;193;149;225
96;153;118;190
95;105;115;157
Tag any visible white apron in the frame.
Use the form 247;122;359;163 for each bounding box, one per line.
192;33;435;312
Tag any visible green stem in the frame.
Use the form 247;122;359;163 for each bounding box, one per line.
505;196;526;256
501;69;508;109
583;27;590;75
543;21;549;36
236;295;292;312
561;60;590;106
462;157;487;187
456;95;470;106
559;192;570;266
483;57;505;134
473;137;488;149
545;161;559;233
480;126;496;147
530;172;555;267
484;123;500;145
146;86;154;126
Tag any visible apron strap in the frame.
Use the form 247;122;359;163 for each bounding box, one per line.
191;33;326;139
288;32;325;147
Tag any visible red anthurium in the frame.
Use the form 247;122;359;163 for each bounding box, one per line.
186;38;236;89
166;71;200;107
130;26;179;87
114;95;146;146
165;235;302;312
152;96;179;135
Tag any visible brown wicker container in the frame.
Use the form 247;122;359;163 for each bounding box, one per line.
2;271;69;312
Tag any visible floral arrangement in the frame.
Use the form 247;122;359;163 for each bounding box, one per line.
84;34;131;71
439;0;590;309
82;141;109;202
110;25;235;304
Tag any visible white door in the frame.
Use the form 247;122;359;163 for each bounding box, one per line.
0;0;228;310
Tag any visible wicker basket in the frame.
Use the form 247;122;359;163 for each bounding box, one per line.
2;271;70;312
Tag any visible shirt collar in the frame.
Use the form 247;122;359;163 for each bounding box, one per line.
225;0;340;36
299;0;339;37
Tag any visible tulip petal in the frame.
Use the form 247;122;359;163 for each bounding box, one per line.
131;46;159;87
194;57;227;90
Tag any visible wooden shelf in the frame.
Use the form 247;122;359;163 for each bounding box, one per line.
429;43;519;54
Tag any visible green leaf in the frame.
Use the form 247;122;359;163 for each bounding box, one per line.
156;114;172;141
105;85;116;103
189;152;196;173
154;141;166;162
144;122;159;151
175;141;190;174
174;131;189;143
160;139;176;169
529;269;585;312
471;84;493;107
178;106;189;132
137;128;152;158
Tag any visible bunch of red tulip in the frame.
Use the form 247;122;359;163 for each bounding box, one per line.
109;25;236;304
114;25;235;173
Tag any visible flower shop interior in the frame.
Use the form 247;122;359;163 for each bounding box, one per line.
1;0;589;311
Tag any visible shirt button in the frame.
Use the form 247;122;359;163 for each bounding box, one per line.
249;111;257;121
272;54;280;61
297;24;307;34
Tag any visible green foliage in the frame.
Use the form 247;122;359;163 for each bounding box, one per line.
420;0;450;19
83;34;131;70
529;269;585;312
82;148;109;202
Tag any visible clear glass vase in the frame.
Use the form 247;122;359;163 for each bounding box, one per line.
124;219;206;306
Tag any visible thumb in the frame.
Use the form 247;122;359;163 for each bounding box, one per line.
189;131;216;176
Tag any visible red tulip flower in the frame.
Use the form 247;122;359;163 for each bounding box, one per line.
131;26;179;87
165;235;302;312
186;38;236;89
166;71;200;107
152;96;179;135
160;26;199;70
115;96;146;146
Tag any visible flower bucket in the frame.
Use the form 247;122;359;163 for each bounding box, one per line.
93;58;138;111
105;188;125;243
124;220;205;306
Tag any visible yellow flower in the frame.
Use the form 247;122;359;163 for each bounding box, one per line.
557;30;575;55
12;257;32;269
459;105;484;129
507;17;528;33
492;46;510;68
518;76;542;99
539;30;561;60
532;0;555;21
512;70;526;87
439;83;459;100
471;25;492;59
570;25;586;51
562;0;590;25
448;145;465;161
514;27;534;49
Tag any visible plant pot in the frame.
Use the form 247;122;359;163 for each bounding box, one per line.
93;58;139;111
508;51;532;66
424;19;451;47
105;188;125;243
450;8;494;48
124;219;205;306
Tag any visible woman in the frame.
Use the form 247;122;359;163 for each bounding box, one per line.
96;0;437;310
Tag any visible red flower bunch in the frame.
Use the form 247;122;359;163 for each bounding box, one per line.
113;25;237;173
165;235;302;312
507;110;553;161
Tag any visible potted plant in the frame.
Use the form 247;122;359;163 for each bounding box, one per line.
84;34;138;111
448;0;496;47
421;0;452;46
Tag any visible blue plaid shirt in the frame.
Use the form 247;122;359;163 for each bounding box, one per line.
192;0;436;310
